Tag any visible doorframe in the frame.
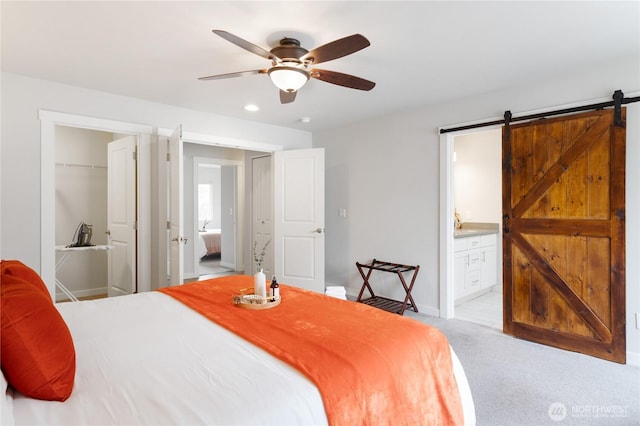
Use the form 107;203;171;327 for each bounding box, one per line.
39;110;152;300
157;127;282;283
438;124;502;318
192;157;244;276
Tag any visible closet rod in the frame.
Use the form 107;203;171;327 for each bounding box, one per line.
440;90;640;134
55;162;107;169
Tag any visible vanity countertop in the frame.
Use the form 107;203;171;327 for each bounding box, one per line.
454;222;499;238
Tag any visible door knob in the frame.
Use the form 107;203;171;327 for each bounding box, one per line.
171;236;188;244
313;228;324;234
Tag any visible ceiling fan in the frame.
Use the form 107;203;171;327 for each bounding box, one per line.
198;30;376;104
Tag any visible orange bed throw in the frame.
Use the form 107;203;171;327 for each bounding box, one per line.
158;276;463;425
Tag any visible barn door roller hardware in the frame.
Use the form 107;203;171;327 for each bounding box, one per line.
440;90;639;134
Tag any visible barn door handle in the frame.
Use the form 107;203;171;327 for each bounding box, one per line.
503;214;510;233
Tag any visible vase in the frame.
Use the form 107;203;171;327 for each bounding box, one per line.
254;269;266;299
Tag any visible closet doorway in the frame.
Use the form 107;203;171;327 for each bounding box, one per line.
181;143;245;281
55;126;111;301
192;156;242;278
39;110;152;301
54;127;137;301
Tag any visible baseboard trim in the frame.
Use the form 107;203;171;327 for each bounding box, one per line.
56;286;107;302
337;284;440;316
219;261;235;270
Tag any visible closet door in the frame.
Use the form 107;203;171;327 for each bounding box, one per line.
273;148;325;293
168;125;184;285
107;135;137;296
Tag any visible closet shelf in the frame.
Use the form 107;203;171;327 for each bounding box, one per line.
56;162;107;169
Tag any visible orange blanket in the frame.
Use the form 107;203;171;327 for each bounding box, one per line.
158;276;463;425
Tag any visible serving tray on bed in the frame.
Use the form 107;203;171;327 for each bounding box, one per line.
233;291;281;310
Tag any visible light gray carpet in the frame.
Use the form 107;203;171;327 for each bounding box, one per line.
199;254;234;276
406;312;640;426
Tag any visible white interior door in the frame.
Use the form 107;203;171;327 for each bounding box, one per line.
107;135;137;296
273;148;325;293
169;125;184;285
220;165;237;269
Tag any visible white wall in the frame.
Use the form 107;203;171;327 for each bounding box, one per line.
0;72;311;287
314;55;640;363
453;129;502;224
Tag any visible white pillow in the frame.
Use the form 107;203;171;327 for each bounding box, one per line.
1;370;15;426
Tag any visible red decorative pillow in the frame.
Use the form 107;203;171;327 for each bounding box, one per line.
1;274;75;401
1;260;51;302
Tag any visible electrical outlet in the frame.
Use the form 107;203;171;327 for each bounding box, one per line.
636;313;640;330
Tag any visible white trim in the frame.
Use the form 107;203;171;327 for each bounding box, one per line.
219;261;236;270
439;125;503;320
439;132;455;319
158;128;283;152
55;286;107;303
39;110;153;299
156;135;169;289
39;110;152;135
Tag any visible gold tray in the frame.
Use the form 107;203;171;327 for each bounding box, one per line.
233;289;281;310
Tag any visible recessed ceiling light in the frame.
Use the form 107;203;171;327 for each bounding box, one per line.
299;117;311;123
244;104;259;112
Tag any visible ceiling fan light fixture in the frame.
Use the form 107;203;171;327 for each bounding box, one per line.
268;66;309;92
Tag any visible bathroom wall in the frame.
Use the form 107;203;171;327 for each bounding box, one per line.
453;129;502;224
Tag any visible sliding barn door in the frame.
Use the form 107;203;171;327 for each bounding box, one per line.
503;109;626;363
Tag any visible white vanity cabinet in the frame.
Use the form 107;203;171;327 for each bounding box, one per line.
454;233;497;303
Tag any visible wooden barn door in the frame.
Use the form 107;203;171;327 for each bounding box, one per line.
502;109;626;363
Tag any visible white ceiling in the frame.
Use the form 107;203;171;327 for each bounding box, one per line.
2;1;639;132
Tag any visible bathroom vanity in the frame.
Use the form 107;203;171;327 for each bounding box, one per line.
454;223;499;304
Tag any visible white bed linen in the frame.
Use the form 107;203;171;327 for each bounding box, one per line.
10;291;475;426
198;229;221;258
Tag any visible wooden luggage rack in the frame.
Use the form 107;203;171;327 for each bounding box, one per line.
355;259;420;315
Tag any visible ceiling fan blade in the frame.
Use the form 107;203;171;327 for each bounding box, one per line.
301;34;370;65
198;69;267;80
280;90;297;104
212;30;279;61
310;69;376;91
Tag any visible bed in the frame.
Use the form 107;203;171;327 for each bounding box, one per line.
198;229;221;257
2;271;475;425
